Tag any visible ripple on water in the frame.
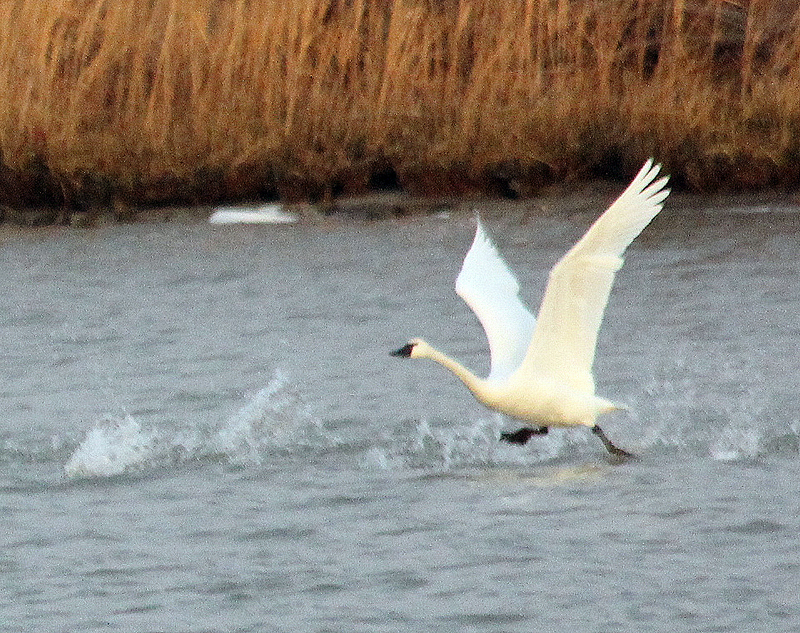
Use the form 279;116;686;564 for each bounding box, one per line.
723;518;785;535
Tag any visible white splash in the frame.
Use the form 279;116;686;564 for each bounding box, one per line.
710;424;763;462
63;372;328;477
361;447;396;470
64;415;157;478
363;415;586;471
212;371;328;464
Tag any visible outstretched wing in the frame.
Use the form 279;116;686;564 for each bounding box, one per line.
518;159;670;393
455;219;536;381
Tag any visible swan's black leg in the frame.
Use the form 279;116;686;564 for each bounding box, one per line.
500;426;548;445
592;425;635;459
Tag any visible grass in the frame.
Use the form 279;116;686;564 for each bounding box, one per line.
0;0;799;208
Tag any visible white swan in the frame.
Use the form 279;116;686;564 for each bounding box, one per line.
392;159;670;458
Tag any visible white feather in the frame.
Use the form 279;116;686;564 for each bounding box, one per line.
518;159;669;393
455;219;536;381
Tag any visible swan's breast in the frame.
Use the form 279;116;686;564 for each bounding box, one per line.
479;375;605;426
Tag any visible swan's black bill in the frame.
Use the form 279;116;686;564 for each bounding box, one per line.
500;426;548;444
391;343;414;358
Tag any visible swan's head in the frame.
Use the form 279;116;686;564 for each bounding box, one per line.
391;338;430;359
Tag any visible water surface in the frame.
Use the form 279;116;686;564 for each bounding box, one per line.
2;207;800;632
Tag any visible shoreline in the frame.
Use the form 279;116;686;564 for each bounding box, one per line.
3;183;800;231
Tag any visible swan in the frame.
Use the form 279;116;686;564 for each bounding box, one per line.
392;159;670;458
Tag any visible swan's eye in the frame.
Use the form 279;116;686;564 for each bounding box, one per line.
391;343;415;358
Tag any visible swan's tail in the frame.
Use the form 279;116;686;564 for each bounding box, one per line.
598;398;630;416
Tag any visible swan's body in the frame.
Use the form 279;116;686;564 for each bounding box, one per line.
392;159;670;457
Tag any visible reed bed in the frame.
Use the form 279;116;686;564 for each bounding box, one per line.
0;0;799;209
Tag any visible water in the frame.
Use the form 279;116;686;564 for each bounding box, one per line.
2;206;800;632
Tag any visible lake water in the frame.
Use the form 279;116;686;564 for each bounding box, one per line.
1;204;800;632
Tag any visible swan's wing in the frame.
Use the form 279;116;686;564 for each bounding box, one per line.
518;159;670;393
455;220;536;381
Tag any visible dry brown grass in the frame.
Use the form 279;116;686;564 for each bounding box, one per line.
0;0;799;208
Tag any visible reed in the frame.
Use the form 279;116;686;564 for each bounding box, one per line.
0;0;798;208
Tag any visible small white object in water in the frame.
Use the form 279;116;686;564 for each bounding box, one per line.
209;204;297;224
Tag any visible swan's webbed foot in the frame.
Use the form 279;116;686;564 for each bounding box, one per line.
591;425;636;460
500;426;548;445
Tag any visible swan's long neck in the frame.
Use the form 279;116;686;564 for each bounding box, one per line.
424;346;485;396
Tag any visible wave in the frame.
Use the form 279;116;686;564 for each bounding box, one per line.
6;371;796;481
360;413;800;473
210;370;336;465
62;371;339;479
625;374;800;463
63;414;162;478
362;416;609;472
